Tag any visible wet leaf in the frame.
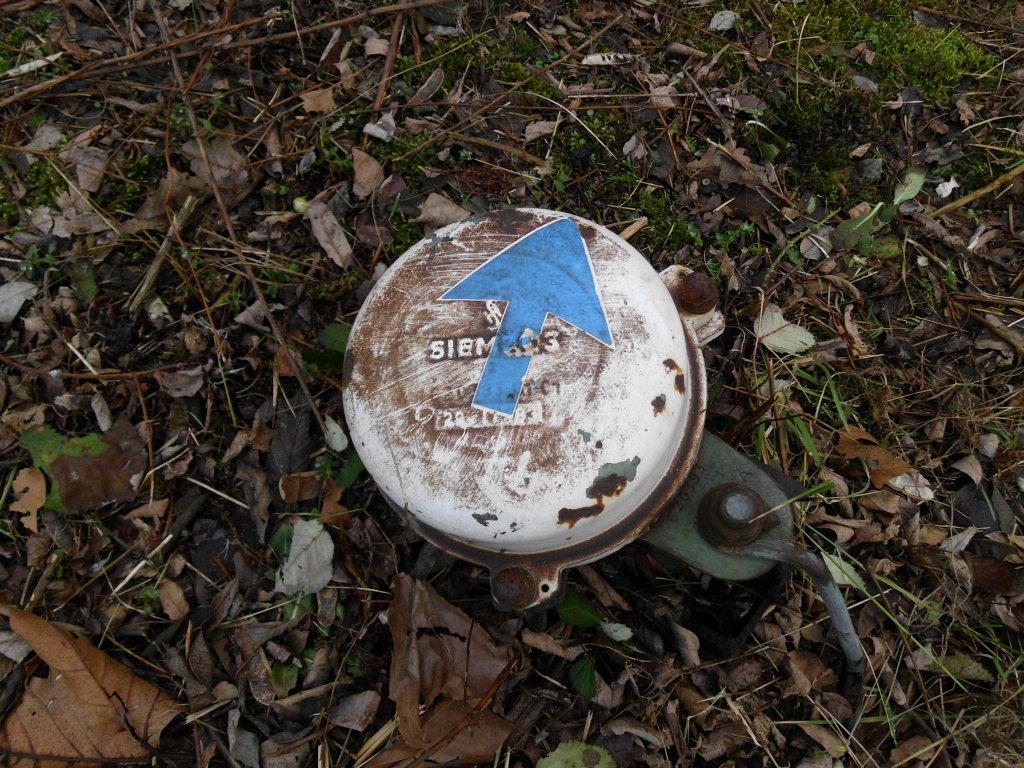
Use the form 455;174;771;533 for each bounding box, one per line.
754;305;816;354
306;200;353;269
0;606;180;765
9;467;46;533
569;657;598;699
275;519;334;596
558;586;602;627
538;741;616;768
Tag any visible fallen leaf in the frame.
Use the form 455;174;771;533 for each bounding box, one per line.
926;653;995;682
352;148;385;197
159;580;190;620
328;690;381;731
622;133;647;162
0;281;38;323
841;304;870;358
538;741;616;768
306;200;354;269
708;10;738;31
300;88;337;114
64;145;109;193
823;552;867;593
831;202;882;251
600;620;633;642
524;120;558;143
365;37;390;57
386;574;512;750
521;628;584;661
891;735;939;765
181;136;249;190
278;471;323;504
407;68;444;107
154;366;205;398
893;167;927;205
9;467;46;533
410;192;471;227
0;607;180;765
20;418;146;514
784;650;835;696
887;470;934;502
363;111;396;142
324;416;349;452
126;498;170;523
275;520;334;595
835;427;911;489
951;454;984;484
754;305;816;354
581;53;636;66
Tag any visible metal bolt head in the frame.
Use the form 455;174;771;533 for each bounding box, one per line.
491;566;538;610
675;272;719;315
697;483;770;548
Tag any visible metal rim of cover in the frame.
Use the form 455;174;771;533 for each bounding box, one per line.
342;208;706;609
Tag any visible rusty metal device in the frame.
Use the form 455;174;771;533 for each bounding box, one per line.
343;208;864;703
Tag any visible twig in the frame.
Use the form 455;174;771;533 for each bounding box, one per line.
372;12;405;112
148;0;327;439
932;161;1024;217
127;195;200;312
0;0;454;109
446;130;553;173
0;351;187;380
394;14;624;163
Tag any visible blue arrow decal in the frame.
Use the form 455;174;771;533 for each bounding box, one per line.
441;218;612;414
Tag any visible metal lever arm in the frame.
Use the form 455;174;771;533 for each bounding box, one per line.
738;538;866;707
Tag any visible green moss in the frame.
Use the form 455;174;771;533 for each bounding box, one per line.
307;269;367;301
947;149;995;194
100;152;162;212
0;197;20;228
25;158;67;207
775;0;995;102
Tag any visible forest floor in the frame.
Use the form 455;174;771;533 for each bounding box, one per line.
1;1;1023;767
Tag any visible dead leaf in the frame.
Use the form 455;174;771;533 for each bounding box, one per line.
0;281;38;323
891;735;939;765
754;305;816;354
154;366;205;398
10;467;45;533
64;145;109;193
784;650;835;696
951;454;984;484
181;136;249;190
521;628;584;661
159;580;190;620
887;470;934;502
300;88;337;114
275;520;334;596
306;200;354;269
126;497;170;524
365;37;390;57
328;690;381;731
407;68;444;107
835;427;911;489
840;304;870;358
30;189;108;237
0;606;180;765
411;192;471;227
352;148;385;197
50;418;146;514
524;120;558;143
278;472;323;504
387;574;513;750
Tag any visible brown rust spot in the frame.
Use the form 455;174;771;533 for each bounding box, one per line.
557;502;604;528
652;394;667;414
674;373;686;393
586;473;629;499
663;358;678;372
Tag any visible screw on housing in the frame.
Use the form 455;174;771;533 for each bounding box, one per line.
696;483;772;548
672;272;719;315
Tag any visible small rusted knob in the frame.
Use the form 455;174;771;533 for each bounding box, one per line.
491;566;537;610
672;272;719;315
697;483;771;548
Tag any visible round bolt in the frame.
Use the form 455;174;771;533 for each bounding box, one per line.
491;566;537;610
697;483;770;548
675;272;719;315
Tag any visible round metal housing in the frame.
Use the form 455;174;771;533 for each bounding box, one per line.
342;209;706;608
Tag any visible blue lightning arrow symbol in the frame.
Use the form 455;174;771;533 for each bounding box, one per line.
441;218;613;414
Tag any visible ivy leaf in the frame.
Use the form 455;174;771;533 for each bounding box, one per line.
557;587;602;627
569;657;598;699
